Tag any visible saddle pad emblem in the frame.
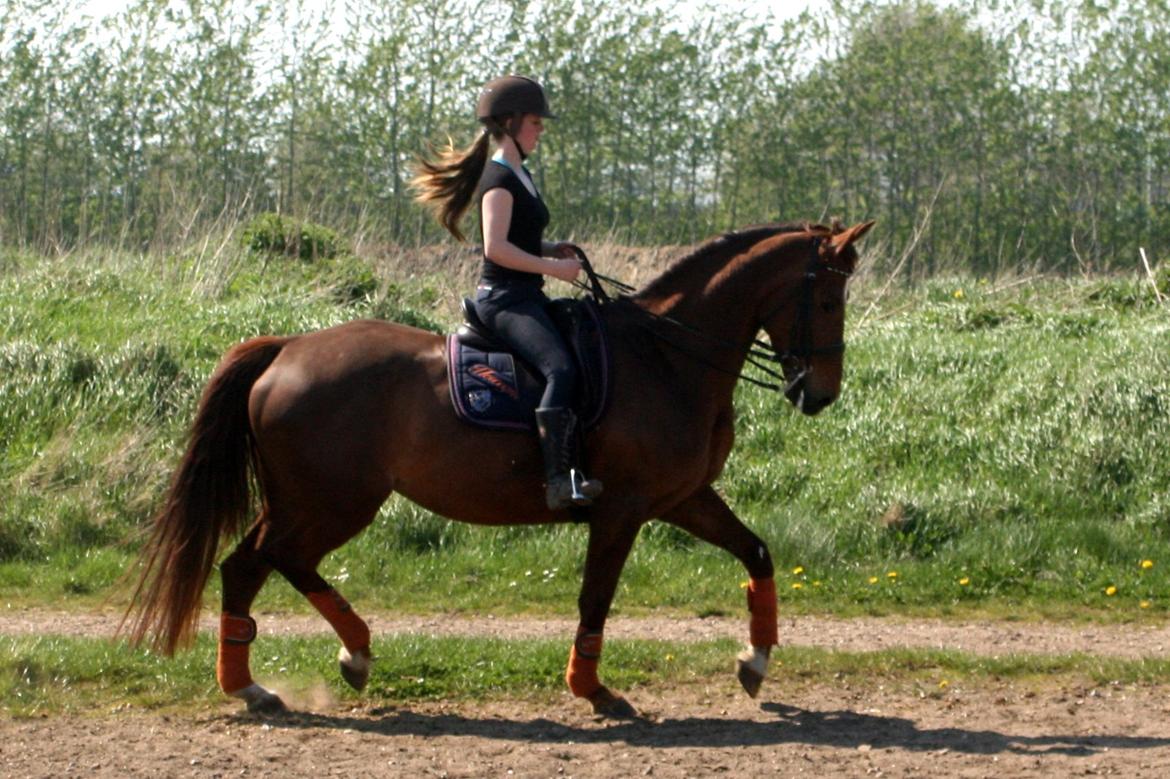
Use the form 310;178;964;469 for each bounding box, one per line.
469;364;519;400
467;389;493;412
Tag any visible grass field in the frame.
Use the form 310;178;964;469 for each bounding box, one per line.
1;243;1168;622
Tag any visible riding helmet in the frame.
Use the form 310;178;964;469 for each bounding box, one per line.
476;75;556;121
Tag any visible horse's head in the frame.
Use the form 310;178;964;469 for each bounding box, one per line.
759;220;875;415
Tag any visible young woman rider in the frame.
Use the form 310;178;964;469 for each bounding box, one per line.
413;75;602;510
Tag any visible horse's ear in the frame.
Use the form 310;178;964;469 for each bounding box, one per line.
829;220;876;255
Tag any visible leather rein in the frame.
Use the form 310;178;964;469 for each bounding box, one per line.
570;237;852;394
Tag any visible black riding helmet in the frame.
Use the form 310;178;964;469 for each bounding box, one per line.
476;75;556;121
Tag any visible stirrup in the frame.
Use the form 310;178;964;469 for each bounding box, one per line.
570;469;603;506
545;471;603;510
569;469;594;505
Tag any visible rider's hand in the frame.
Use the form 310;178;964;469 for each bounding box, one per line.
549;258;582;282
548;241;580;259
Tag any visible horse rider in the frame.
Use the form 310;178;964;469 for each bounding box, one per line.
413;75;603;510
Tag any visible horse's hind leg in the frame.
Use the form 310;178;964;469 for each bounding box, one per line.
218;520;285;713
257;511;378;692
660;486;777;698
266;555;374;691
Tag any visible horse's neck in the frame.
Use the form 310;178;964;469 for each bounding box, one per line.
634;250;774;352
634;226;804;345
624;250;785;406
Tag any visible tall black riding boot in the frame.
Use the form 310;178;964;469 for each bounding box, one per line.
535;407;603;510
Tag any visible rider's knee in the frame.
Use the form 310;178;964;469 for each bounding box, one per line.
547;362;577;387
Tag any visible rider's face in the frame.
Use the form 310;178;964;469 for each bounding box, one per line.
513;114;545;156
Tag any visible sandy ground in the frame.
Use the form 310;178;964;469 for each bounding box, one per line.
2;607;1169;659
4;609;1170;778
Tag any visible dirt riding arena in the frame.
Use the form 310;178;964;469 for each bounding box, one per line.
3;612;1170;778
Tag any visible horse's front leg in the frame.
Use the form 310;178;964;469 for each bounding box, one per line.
660;485;777;698
568;511;643;718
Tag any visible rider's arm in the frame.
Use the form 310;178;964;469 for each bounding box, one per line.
482;188;579;282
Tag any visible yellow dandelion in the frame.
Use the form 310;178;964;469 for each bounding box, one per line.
792;583;804;590
1141;560;1154;570
1105;585;1118;596
953;289;964;299
813;580;823;587
1141;601;1152;609
868;576;879;585
887;571;899;579
665;653;675;662
792;566;805;576
739;580;750;589
959;577;970;586
938;680;950;689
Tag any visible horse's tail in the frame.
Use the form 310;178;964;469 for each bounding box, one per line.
122;335;289;655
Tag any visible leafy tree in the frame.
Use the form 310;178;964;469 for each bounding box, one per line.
0;0;1167;276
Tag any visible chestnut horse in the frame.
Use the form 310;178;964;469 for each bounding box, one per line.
123;220;874;716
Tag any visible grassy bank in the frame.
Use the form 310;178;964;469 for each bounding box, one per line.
1;244;1168;619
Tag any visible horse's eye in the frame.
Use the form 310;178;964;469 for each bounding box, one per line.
821;298;841;313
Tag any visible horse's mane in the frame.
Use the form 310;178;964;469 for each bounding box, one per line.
635;221;830;300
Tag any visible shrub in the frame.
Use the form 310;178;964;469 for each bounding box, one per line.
241;212;342;261
240;212;287;255
296;220;342;261
327;256;379;304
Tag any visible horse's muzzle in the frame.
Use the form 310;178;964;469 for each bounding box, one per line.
784;376;835;416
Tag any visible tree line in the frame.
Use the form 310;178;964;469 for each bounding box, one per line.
1;0;1167;277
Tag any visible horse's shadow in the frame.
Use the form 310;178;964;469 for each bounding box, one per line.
231;701;1170;757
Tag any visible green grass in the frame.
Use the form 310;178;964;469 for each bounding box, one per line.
0;633;735;716
723;274;1170;616
1;246;1168;619
5;632;1170;717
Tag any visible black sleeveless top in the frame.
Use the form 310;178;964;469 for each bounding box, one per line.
476;160;549;288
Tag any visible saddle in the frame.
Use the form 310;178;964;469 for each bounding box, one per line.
446;297;611;433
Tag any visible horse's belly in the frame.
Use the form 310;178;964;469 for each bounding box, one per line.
374;392;556;525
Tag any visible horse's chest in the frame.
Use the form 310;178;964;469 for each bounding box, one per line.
703;412;736;482
644;410;735;487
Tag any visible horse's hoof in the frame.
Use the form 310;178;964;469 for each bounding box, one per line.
231;683;287;715
736;645;770;699
339;646;372;691
247;692;287;715
587;686;638;719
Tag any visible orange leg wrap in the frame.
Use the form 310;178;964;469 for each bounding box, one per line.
747;577;778;648
565;628;604;698
306;588;370;653
216;613;256;694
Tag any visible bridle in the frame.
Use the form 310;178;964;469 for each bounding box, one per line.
571;235;853;395
758;236;853;393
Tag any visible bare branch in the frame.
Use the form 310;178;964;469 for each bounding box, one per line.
855;177;946;331
1139;247;1165;307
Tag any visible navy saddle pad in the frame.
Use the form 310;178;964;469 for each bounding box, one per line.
446;297;611;433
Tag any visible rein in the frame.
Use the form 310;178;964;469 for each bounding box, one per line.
569;237;851;394
570;245;633;304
